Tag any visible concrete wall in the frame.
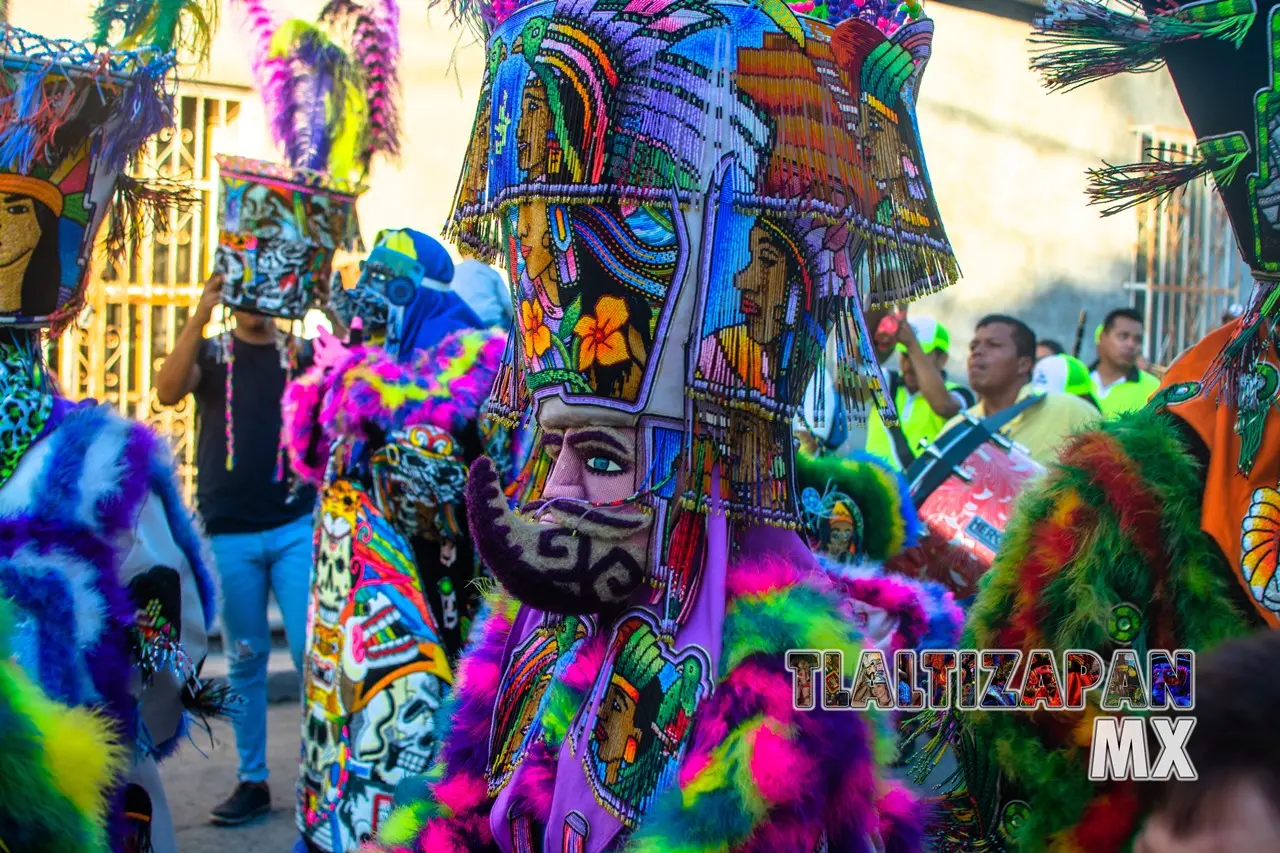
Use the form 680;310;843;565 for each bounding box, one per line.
913;2;1192;365
9;0;1191;363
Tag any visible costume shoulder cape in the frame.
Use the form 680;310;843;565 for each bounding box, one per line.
282;328;508;486
938;401;1259;853
0;402;217;851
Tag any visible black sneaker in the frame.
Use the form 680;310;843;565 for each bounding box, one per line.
209;781;271;825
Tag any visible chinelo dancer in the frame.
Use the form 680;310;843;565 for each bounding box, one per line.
365;0;961;850
281;225;507;853
0;1;223;851
927;2;1280;851
175;0;407;826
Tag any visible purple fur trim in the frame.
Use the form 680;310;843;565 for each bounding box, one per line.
147;442;218;630
505;738;556;825
95;417;156;543
438;593;517;781
0;542;79;703
739;814;822;853
877;782;928;853
915;579;964;651
281;363;337;485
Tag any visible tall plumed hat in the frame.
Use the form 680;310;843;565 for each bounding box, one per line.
0;4;201;332
216;0;401;319
1031;0;1280;386
447;0;957;522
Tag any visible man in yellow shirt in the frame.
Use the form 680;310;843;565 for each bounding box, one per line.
865;317;975;470
941;315;1098;466
1090;308;1160;416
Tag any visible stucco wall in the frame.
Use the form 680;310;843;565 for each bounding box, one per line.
913;2;1192;364
10;0;1192;362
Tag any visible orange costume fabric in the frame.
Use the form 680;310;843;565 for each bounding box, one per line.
1154;320;1280;628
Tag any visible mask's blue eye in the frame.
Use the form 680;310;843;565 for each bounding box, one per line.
585;456;623;474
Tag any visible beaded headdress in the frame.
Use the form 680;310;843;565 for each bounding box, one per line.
453;0;958;524
0;27;184;332
1032;0;1280;389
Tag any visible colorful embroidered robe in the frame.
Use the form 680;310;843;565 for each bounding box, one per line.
369;532;937;853
283;329;507;852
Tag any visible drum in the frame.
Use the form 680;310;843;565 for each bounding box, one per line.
884;414;1044;599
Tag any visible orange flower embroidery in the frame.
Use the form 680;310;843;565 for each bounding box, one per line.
520;299;552;360
573;295;630;371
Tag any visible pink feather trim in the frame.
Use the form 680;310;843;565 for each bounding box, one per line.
749;725;810;806
877;782;928;853
506;739;557;825
433;773;488;816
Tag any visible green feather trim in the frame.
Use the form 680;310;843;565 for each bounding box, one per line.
794;450;908;560
948;409;1255;852
90;0;218;61
0;596;126;853
721;583;861;673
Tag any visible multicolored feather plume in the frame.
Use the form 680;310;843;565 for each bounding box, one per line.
322;0;402;165
234;0;401;180
90;0;219;62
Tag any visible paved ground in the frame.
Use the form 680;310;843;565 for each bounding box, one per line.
162;651;955;853
163;651;303;853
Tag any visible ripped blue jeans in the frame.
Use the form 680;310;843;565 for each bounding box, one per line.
210;513;312;783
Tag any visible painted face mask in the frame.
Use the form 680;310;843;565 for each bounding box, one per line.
215;156;363;320
330;244;425;334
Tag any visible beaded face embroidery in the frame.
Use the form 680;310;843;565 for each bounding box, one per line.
461;0;956;524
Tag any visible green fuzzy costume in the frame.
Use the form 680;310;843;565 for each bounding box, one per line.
927;407;1262;853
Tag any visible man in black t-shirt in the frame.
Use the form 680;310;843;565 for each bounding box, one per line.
155;274;318;825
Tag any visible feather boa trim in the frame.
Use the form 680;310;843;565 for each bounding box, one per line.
282;328;507;485
795;449;919;561
372;553;925;853
818;562;963;654
0;595;128;853
938;408;1254;852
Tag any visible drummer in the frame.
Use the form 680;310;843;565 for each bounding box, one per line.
940;314;1096;465
865;315;975;470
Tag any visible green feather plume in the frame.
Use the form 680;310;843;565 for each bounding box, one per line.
90;0;218;63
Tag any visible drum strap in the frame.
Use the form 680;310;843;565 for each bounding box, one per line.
905;393;1046;507
885;371;918;468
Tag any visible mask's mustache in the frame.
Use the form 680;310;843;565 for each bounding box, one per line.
466;456;651;614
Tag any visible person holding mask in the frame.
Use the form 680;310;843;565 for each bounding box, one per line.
1091;308;1160;416
154;273;316;826
942;314;1096;465
865;316;973;469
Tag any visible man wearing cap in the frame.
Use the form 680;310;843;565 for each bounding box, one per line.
1090;308;1160;415
1033;352;1102;411
865;315;974;470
